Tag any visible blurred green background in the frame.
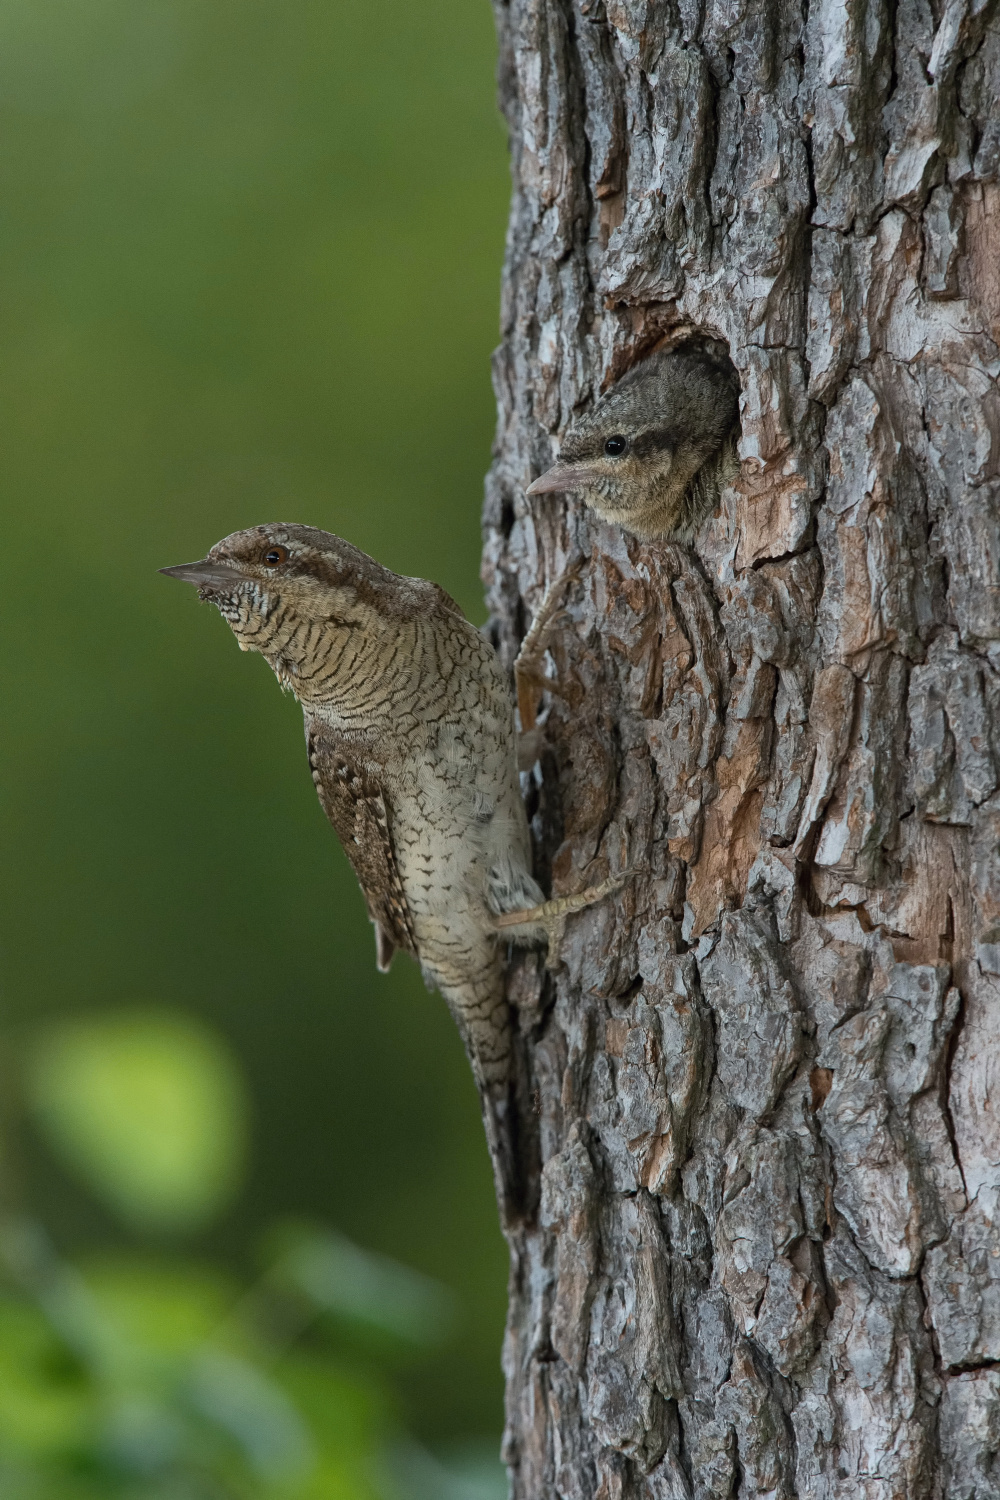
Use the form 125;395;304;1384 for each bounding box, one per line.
0;0;512;1493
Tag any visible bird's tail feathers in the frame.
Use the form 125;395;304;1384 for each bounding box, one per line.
433;963;524;1229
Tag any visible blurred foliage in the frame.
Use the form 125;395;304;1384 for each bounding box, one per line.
26;1011;249;1235
0;0;511;1460
0;1228;505;1499
0;1008;507;1498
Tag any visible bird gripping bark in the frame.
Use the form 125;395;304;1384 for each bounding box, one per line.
162;523;624;1223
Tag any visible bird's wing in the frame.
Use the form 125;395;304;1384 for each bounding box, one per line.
306;724;418;966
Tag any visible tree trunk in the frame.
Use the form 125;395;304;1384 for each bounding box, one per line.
482;0;1000;1495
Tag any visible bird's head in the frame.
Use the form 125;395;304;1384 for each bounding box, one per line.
161;524;418;701
526;345;740;540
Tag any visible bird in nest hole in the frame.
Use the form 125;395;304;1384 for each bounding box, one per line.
162;525;623;1222
527;342;741;540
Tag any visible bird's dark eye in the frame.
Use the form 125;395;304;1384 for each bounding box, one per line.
262;545;288;567
604;435;627;457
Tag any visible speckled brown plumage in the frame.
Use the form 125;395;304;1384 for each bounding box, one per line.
306;735;418;966
527;342;740;539
162;523;577;1220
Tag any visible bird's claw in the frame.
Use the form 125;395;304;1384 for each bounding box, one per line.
517;726;546;772
492;869;633;969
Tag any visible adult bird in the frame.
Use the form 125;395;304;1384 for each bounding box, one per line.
162;525;620;1221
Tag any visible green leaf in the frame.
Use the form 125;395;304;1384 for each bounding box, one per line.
0;1299;93;1460
269;1226;454;1347
268;1355;387;1500
81;1257;236;1357
24;1009;249;1235
186;1347;314;1481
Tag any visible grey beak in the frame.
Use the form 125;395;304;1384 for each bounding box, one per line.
526;464;603;497
159;559;242;589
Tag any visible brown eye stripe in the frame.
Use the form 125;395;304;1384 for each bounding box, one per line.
631;427;681;458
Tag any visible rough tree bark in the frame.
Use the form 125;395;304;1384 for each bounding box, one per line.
481;1;1000;1495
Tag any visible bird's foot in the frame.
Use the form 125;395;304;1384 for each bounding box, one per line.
514;562;583;736
492;870;631;968
516;726;546;773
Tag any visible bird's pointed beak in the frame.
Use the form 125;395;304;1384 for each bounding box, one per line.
159;559;243;589
526;463;603;496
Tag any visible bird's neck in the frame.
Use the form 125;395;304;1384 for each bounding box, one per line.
255;611;424;721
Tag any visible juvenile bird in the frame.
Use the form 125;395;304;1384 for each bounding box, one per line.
527;343;740;539
161;525;618;1221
